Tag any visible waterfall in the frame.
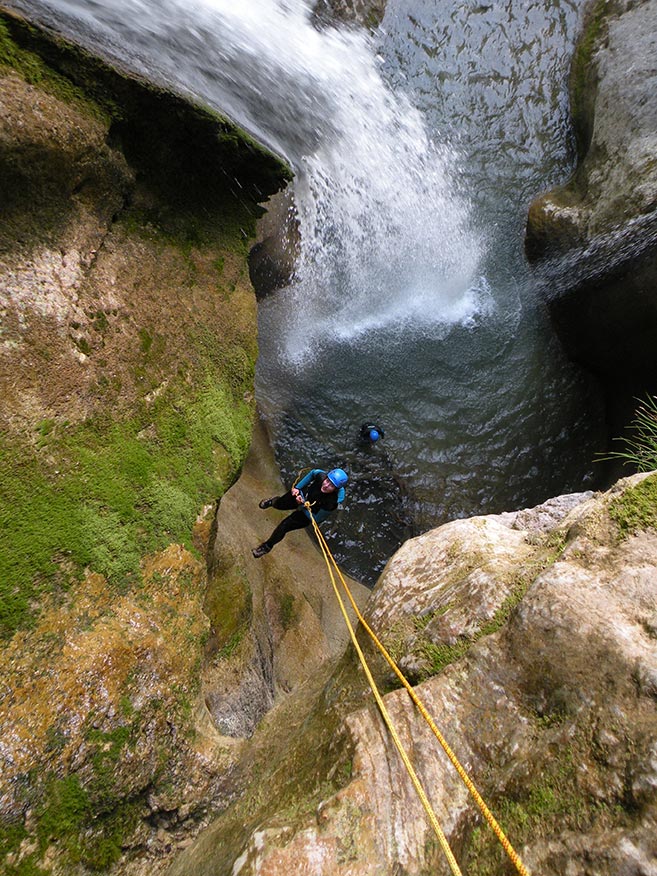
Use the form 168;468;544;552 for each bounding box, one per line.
18;0;608;583
25;0;488;354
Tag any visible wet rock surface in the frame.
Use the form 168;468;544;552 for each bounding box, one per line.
3;6;657;876
202;417;370;738
168;473;657;876
0;8;290;874
312;0;386;30
526;0;657;393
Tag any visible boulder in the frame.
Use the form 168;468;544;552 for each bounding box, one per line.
168;473;657;876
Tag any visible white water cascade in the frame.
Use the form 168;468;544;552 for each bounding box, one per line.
16;0;608;583
25;0;487;350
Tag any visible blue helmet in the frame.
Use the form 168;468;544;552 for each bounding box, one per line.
369;429;380;442
327;468;348;488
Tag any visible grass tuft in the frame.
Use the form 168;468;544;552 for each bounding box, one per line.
602;394;657;473
609;474;657;537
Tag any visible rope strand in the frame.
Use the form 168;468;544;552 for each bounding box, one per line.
306;506;530;876
309;511;463;876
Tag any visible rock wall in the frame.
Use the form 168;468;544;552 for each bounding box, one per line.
0;8;291;874
202;416;370;740
169;473;657;876
312;0;387;31
3;6;657;876
525;0;657;403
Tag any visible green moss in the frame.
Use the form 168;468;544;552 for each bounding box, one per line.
464;737;627;876
90;310;110;333
0;19;110;124
609;474;657;537
419;638;470;676
138;327;154;356
478;575;532;637
0;819;29;860
32;770;143;872
37;775;90;854
279;593;296;631
206;566;253;657
0;376;253;637
72;336;92;356
3;856;48;876
88;725;133;764
79;800;141;872
117;202;256;259
409;546;565;680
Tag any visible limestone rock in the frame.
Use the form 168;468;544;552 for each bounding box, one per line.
248;188;299;300
526;0;657;252
0;10;289;875
525;0;657;391
202;418;370;737
169;473;657;876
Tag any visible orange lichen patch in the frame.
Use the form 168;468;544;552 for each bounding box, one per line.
0;544;209;818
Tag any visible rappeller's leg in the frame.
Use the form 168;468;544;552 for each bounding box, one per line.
252;508;311;558
259;490;297;511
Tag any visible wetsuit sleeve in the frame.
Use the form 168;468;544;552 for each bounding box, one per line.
337;487;345;504
296;469;322;492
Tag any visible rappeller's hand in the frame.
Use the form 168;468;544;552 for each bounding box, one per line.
292;487;304;504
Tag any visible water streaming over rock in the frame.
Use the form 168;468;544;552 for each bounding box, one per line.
16;0;608;583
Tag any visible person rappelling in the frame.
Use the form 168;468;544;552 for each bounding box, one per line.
252;467;348;558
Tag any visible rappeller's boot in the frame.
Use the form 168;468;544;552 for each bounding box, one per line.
252;543;272;559
259;497;276;509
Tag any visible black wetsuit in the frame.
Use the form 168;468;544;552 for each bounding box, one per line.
264;470;342;549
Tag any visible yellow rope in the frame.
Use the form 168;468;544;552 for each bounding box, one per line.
307;509;531;876
308;510;463;876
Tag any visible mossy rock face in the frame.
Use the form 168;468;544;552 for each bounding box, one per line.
0;549;231;874
0;10;291;208
0;9;290;874
0;6;291;637
169;476;657;876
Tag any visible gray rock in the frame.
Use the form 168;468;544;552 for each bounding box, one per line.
169;473;657;876
525;0;657;392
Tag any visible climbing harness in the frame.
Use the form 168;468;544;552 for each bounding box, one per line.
305;503;530;876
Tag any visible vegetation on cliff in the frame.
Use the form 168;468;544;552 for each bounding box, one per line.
0;7;289;635
0;8;290;873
